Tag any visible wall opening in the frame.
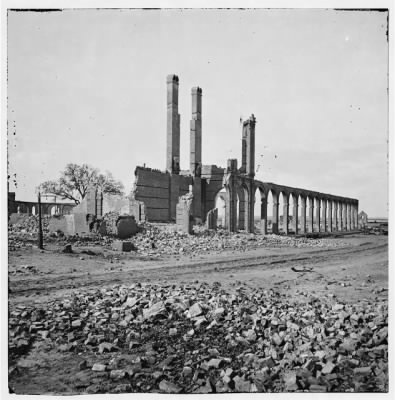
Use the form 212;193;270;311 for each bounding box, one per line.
289;193;295;233
323;199;329;231
254;188;261;222
307;196;313;232
297;194;303;232
267;190;274;233
278;192;285;233
214;188;226;228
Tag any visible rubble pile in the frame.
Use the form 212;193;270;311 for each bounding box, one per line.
8;221;109;250
128;224;349;257
97;212;139;239
8;216;349;255
8;215;50;235
99;212;120;236
9;282;388;394
8;216;52;250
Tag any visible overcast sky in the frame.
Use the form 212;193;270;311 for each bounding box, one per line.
7;8;388;216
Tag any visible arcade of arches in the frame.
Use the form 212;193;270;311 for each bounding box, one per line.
8;192;75;217
217;177;358;234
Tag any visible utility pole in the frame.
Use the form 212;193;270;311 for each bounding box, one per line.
38;191;43;250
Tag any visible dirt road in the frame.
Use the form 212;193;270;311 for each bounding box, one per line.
9;235;388;305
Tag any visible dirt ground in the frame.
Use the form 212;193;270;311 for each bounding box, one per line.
7;233;389;394
9;234;388;305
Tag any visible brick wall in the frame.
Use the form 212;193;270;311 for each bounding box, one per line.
133;167;193;222
132;165;225;223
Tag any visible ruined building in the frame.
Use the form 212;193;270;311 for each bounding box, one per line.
130;75;359;234
8;191;75;217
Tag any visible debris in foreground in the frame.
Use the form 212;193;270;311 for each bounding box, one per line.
8;281;388;394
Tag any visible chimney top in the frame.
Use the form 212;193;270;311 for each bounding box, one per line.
191;87;202;94
167;74;179;84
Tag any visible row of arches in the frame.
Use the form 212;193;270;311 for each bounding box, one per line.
14;202;74;216
255;188;358;234
215;179;359;234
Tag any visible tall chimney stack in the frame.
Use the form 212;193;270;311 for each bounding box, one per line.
190;87;202;176
246;114;256;177
241;114;256;177
166;75;180;174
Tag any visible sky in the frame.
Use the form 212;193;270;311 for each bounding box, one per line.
6;8;389;216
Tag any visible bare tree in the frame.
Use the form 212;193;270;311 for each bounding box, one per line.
38;163;124;204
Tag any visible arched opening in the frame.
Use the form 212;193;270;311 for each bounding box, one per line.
324;199;329;232
332;201;337;231
254;187;261;231
298;194;304;234
327;200;333;232
321;199;326;232
307;196;314;233
267;189;274;233
341;202;345;231
214;188;227;228
278;192;285;233
322;199;327;232
345;203;349;231
348;203;352;230
31;206;36;215
317;198;324;232
331;200;336;231
334;201;340;231
50;206;57;216
323;199;329;232
288;193;295;234
344;203;349;231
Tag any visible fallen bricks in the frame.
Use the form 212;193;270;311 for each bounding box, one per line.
8;215;50;235
126;224;351;258
8;215;51;251
8;218;351;256
8;281;388;394
99;212;139;239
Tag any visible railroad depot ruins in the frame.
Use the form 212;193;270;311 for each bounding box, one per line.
7;75;388;396
129;74;359;235
8;74;359;237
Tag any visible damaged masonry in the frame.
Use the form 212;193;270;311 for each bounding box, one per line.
7;9;388;396
8;74;360;239
130;74;359;234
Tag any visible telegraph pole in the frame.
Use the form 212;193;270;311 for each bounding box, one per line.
38;191;43;249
